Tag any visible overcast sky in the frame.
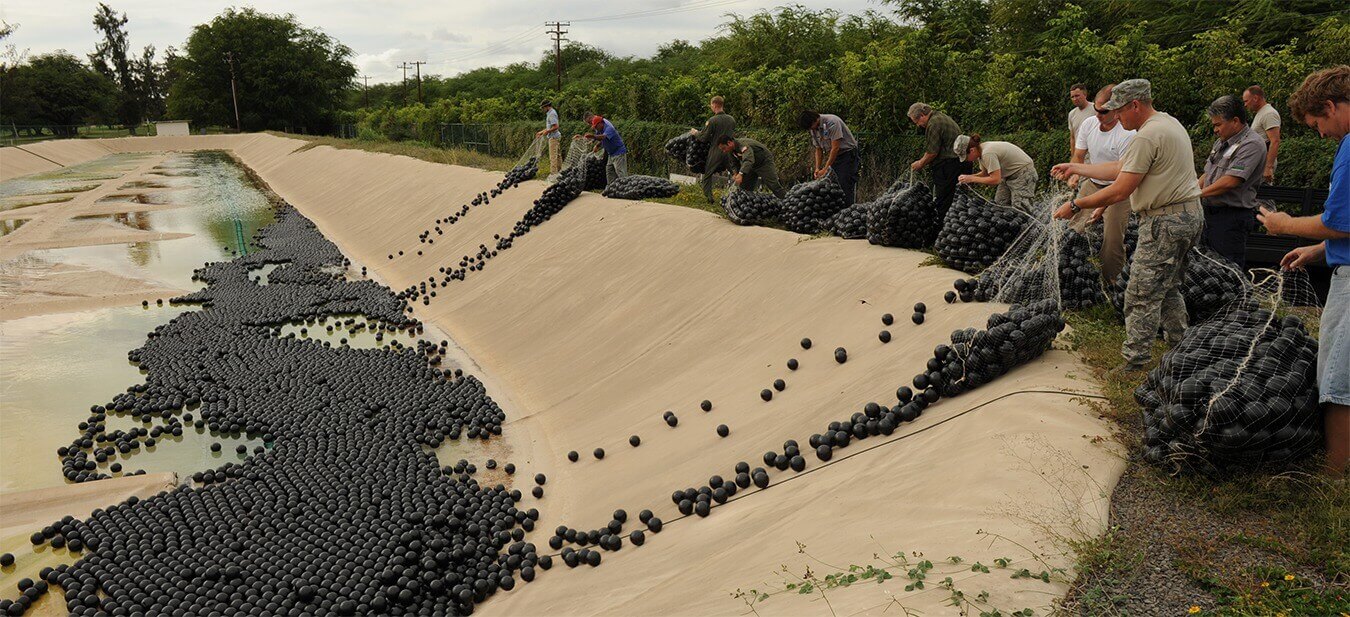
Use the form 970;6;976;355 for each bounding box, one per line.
3;0;881;83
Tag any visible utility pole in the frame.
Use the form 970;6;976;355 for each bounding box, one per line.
225;51;241;132
360;75;370;107
397;62;411;104
409;61;426;103
546;21;569;91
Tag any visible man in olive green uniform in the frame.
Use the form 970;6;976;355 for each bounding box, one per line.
1052;79;1203;371
690;96;737;204
907;102;969;216
718;135;784;197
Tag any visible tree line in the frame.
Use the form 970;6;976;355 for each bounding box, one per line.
0;5;355;135
347;1;1347;140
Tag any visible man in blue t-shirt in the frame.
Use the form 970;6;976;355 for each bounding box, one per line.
1258;65;1350;475
579;112;629;185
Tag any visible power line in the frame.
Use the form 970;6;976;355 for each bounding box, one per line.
397;62;411;103
409;60;426;103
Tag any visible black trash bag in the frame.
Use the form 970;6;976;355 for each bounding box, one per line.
832;201;871;239
934;191;1029;273
723;187;782;226
602;175;681;200
1135;301;1321;471
781;173;847;234
866;182;939;248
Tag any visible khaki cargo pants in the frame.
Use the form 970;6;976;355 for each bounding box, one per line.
1070;180;1131;283
547;137;561;177
994;168;1037;213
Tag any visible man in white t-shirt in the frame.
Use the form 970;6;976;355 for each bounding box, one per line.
1059;83;1136;282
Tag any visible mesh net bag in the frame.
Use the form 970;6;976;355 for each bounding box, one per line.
496;135;543;192
665;132;694;165
831;201;871;239
934;189;1030;273
685;138;711;174
1107;224;1249;323
601;175;681;200
561;138;606;190
722;183;782;226
946;188;1103;310
1134;269;1323;471
865;180;940;248
781;171;847;234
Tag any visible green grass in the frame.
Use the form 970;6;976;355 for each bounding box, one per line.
644;183;727;217
1061;304;1349;615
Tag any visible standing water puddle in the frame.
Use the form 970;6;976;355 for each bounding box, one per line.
0;150;276;494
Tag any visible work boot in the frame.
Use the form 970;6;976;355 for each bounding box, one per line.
1105;361;1148;380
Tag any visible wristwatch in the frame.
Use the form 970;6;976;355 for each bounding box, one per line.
1069;200;1082;214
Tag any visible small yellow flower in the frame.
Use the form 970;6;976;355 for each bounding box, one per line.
1284;574;1295;581
1261;581;1271;588
1188;607;1202;614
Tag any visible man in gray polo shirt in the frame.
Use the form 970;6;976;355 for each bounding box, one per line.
797;110;860;204
1243;85;1281;184
1200;94;1267;270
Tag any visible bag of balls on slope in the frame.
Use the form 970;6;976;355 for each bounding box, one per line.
1134;269;1323;471
935;189;1029;273
497;135;544;192
722;183;782;226
781;171;847;234
959;205;1103;310
866;180;940;249
831;201;871;239
665;133;694;166
601;175;681;200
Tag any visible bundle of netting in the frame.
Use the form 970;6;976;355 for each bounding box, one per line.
602;175;681;200
496;136;543;193
831;201;871;239
1107;228;1249;323
934;190;1029;273
685;139;711;174
722;185;782;226
781;172;847;234
560;139;608;190
1134;269;1323;471
953;198;1104;310
889;299;1064;422
866;181;940;248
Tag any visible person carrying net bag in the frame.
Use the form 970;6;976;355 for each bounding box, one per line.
1257;65;1350;475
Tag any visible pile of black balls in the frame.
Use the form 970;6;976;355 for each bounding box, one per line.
498;156;539;192
723;189;782;227
601;175;681;200
664;133;693;166
1134;303;1321;470
866;182;939;249
934;192;1029;273
831;201;871;239
580;152;608;190
28;203;550;617
1056;228;1105;309
685;138;710;174
781;174;847;234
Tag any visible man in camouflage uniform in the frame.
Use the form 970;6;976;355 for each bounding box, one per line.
1052;79;1203;371
690;96;737;204
718;135;784;197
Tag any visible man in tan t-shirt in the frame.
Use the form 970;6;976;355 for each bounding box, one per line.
1243;85;1281;184
1067;83;1094;154
955;135;1038;212
1052;78;1203;372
